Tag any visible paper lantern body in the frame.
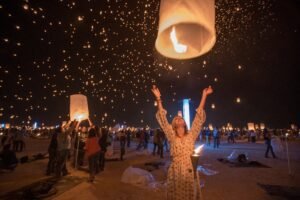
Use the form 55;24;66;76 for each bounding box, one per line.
155;0;216;59
70;94;89;121
247;123;255;131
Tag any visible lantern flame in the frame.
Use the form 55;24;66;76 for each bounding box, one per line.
170;26;187;53
194;144;204;155
75;114;83;121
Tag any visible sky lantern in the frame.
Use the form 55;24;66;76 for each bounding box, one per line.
70;94;89;121
155;0;216;59
247;122;255;131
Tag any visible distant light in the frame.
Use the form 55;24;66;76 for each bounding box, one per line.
78;16;84;21
23;4;29;10
236;97;241;103
238;65;242;70
33;122;37;129
211;103;215;109
183;99;190;130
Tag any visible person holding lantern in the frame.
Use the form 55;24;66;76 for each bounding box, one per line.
151;85;213;200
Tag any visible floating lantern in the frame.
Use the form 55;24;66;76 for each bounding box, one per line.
70;94;89;121
260;123;265;130
247;122;255;131
5;123;10;129
155;0;216;59
208;123;213;131
211;103;215;109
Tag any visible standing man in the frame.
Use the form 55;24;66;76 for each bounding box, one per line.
213;127;220;148
263;128;276;158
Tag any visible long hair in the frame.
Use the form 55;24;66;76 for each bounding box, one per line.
171;116;188;136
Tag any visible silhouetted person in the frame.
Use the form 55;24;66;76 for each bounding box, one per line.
263;128;276;158
0;144;18;171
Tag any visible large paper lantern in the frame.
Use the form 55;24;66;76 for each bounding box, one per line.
70;94;89;121
155;0;216;59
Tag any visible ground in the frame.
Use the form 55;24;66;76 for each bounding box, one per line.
0;137;300;200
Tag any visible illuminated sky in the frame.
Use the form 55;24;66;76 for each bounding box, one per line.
0;0;299;128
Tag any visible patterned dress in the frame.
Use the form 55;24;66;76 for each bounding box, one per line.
156;108;206;200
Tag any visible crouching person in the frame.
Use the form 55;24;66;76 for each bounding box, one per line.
85;128;101;182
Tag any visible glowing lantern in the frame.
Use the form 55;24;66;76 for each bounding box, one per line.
5;123;10;129
260;123;265;130
70;94;89;121
247;123;255;131
155;0;216;59
208;123;213;131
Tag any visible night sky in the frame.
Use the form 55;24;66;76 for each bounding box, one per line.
0;0;299;128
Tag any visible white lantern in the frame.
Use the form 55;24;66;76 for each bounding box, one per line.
247;123;255;131
155;0;216;59
70;94;89;121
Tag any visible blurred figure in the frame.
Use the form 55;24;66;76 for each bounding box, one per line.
213;127;220;148
228;129;235;143
0;144;18;171
46;127;59;175
85;128;101;182
250;130;257;143
263;128;276;158
119;130;126;160
205;128;211;146
99;128;108;171
152;129;159;155
56;121;77;178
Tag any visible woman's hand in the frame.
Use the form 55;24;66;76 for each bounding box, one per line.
151;85;161;100
203;86;213;96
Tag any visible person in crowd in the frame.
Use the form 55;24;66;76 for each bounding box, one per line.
213;127;220;148
263;128;276;158
136;129;145;150
0;144;18;171
125;128;131;148
152;129;159;155
85;128;101;182
152;85;212;200
46;127;59;175
157;128;165;158
228;129;235;143
250;130;257;143
99;128;108;171
56;121;77;178
119;130;126;161
143;128;149;149
205;128;211;146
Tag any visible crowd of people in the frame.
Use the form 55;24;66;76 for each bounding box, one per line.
0;119;298;184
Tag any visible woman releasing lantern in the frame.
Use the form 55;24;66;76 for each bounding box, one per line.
151;85;213;200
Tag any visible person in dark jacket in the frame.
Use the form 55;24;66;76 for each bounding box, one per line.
0;144;18;171
263;128;276;158
46;128;59;175
99;128;108;171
